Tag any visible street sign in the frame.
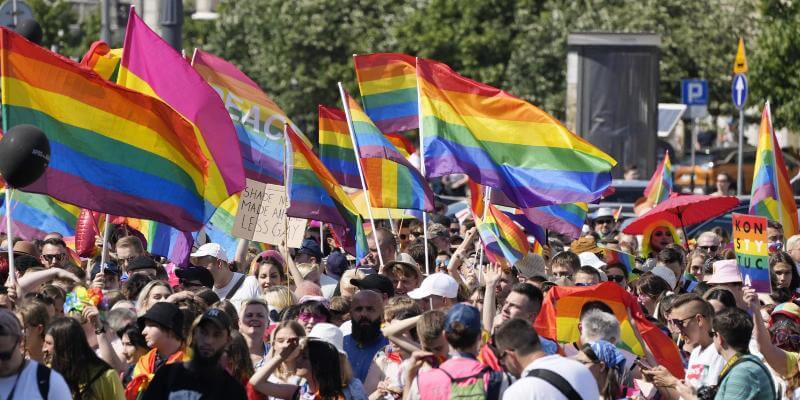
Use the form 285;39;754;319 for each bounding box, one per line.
733;37;748;74
0;0;33;28
681;79;708;106
732;74;748;110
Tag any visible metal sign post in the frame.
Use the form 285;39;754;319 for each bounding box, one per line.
732;74;748;195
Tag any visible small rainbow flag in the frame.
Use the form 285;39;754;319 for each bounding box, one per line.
318;105;362;188
80;41;121;81
749;103;799;235
603;247;637;275
521;202;588;240
417;58;615;209
475;204;529;267
505;209;546;249
386;133;416;158
0;191;80;240
467;179;486;217
644;150;673;206
342;90;434;211
353;53;418;133
203;195;241;262
126;219;192;266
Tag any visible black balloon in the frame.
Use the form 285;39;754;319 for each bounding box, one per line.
0;124;50;188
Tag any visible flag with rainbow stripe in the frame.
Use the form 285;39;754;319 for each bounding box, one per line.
0;191;80;240
417;58;615;209
521;202;588;240
0;28;215;231
342;90;434;211
353;53;418;133
127;219;193;266
318;105;362;189
475;204;529;267
749;103;799;235
80;41;121;81
644;150;673;206
603;247;637;275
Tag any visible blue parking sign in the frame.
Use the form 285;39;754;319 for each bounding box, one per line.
681;79;708;106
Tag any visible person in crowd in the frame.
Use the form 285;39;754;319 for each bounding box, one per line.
549;251;580;282
590;208;619;240
712;307;776;399
703;288;737;313
174;265;214;292
90;260;121;292
126;256;159;279
252;251;287;294
768;220;785;253
785;234;800;266
696;232;722;259
16;300;49;363
297;300;332;335
262;321;308;396
603;262;629;288
574;340;626;399
191;243;260;310
142;309;246;399
710;172;734;196
118;323;149;386
382;254;423;297
239;299;270;369
770;251;800;301
426;224;450;256
135;280;172;316
264;286;295;322
114;236;146;273
345;290;389;383
43;317;124;399
351;274;396;301
632;273;672;317
493;318;598;399
641;223;679;259
706;259;746;309
40;238;68;269
407;273;459;311
573;265;602;286
222;331;260;399
686;249;709;282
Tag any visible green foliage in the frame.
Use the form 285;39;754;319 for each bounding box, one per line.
751;0;800;131
28;0;79;55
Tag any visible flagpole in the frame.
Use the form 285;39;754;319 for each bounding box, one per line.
477;186;491;268
415;57;432;276
338;82;384;268
100;214;111;267
4;189;14;285
282;124;294;307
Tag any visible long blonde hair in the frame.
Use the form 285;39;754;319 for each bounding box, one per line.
268;321;306;381
135;280;173;316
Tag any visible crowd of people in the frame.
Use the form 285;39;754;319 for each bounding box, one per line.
0;205;799;400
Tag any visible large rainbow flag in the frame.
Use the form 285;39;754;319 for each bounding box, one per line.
285;126;367;258
117;9;244;210
0;28;214;231
644;150;673;206
342;91;434;211
318;105;362;188
475;204;529;267
749;103;799;235
0;191;80;240
353;53;418;133
535;282;684;379
192;49;295;186
417;58;615;208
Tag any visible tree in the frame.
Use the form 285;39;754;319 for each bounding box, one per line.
750;0;800;131
28;0;80;56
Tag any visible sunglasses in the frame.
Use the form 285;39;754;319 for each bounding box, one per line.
607;274;626;283
118;256;137;264
668;315;699;330
698;245;719;252
42;254;64;262
298;313;327;323
652;230;669;237
595;219;614;225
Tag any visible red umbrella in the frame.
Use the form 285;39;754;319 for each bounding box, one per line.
622;195;740;236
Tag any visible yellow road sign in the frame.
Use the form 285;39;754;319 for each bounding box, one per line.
734;37;748;74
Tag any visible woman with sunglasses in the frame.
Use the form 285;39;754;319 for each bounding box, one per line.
297;301;332;335
640;222;680;259
574;340;626;400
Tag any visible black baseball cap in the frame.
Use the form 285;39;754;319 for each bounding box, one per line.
175;265;214;289
90;261;120;280
198;308;232;333
351;274;395;298
127;256;158;272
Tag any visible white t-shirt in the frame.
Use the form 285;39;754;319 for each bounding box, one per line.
214;273;260;311
684;343;725;389
502;354;599;400
0;360;71;399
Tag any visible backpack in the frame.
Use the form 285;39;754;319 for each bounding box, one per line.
440;366;503;400
10;363;50;399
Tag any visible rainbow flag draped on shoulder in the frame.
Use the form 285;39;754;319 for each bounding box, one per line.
644;150;673;206
318;105;362;188
117;9;244;211
342;90;434;211
417;58;616;208
749;103;799;235
286;126;367;258
353;53;418;133
192;49;295;186
475;204;529;267
0;191;80;240
0;28;213;231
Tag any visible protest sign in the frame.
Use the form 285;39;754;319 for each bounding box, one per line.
732;213;770;293
232;179;307;248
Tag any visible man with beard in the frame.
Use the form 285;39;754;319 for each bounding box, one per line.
344;290;389;383
142;309;246;399
590;208;618;240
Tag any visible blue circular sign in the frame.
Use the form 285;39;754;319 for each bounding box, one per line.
732;74;748;110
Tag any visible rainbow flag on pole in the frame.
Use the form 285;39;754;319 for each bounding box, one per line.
0;191;80;240
318;105;362;188
80;41;121;81
342;90;434;211
192;49;296;185
117;9;245;207
0;28;213;231
286;126;367;258
417;58;616;208
127;219;192;266
644;150;673;206
749;103;799;234
603;247;637;275
475;204;529;267
521;202;588;240
353;53;418;133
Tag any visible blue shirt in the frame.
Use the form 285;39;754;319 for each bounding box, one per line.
343;334;389;382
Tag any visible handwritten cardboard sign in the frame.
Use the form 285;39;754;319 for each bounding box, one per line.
732;213;770;293
232;179;307;248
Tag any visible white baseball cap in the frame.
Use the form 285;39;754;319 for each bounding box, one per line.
190;243;228;263
407;273;458;300
579;252;607;270
308;323;346;354
651;264;678;289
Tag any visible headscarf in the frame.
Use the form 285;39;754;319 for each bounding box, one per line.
587;340;626;375
640;220;680;258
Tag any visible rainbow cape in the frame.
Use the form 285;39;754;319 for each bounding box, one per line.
0;28;215;231
353;53;418;133
117;9;244;211
417;57;616;208
644;150;673;206
0;190;80;240
749;103;799;235
318;105;362;188
475;204;529;266
342;91;434;211
535;282;684;379
192;49;296;186
285;126;367;258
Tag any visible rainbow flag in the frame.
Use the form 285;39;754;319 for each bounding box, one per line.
285;126;367;258
80;41;122;81
644;150;673;206
127;219;192;266
353;53;418;133
417;58;616;208
505;209;546;249
521;202;588;240
203;195;241;262
0;191;80;240
749;103;799;235
117;9;244;207
386;132;416;158
475;204;529;267
603;247;637;275
535;282;684;379
342;91;434;211
192;49;296;185
318;105;362;188
467;179;486;217
0;28;214;231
